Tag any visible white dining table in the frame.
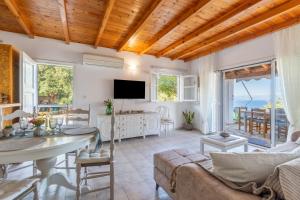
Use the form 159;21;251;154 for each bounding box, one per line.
0;132;97;196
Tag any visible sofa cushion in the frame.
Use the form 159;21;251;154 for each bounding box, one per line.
277;157;300;200
269;141;300;152
210;149;300;184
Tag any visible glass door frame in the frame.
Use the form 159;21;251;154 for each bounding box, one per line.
220;59;278;148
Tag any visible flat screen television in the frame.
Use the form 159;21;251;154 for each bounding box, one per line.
114;79;145;99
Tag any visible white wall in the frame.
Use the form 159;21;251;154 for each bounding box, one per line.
0;31;191;127
216;34;275;70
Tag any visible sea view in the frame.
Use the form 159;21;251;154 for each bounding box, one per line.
233;99;269;109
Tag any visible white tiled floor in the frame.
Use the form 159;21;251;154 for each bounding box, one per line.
8;130;260;200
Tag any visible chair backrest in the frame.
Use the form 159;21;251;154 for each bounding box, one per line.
156;106;170;120
238;106;247;115
251;108;267;120
238;107;247;112
2;110;31;121
276;108;287;121
251;108;266;113
110;107;115;162
0;110;32;130
66;105;90;125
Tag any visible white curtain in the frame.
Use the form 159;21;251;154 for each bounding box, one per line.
196;54;219;134
274;24;300;141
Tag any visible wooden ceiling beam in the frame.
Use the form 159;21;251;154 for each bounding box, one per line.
183;16;300;62
244;68;251;73
262;64;270;70
117;0;164;52
94;0;116;48
4;0;34;38
57;0;70;44
173;0;300;60
156;0;262;57
139;0;211;55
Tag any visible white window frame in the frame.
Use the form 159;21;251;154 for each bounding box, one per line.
151;73;197;102
180;75;198;102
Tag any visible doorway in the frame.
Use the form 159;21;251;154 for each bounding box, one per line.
222;61;288;147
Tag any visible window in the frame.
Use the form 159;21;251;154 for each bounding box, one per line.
158;75;178;101
38;63;73;105
151;73;197;102
222;62;289;148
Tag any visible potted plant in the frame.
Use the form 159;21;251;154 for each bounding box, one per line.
104;99;113;115
30;117;45;137
182;111;195;130
3;125;15;137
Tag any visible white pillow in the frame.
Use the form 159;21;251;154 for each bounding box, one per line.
210;151;300;184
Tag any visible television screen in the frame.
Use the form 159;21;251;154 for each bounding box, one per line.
114;79;145;99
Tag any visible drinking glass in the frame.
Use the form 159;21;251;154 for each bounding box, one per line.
49;118;57;135
56;117;64;133
19;118;28;136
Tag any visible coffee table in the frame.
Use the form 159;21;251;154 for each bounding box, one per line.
200;134;248;154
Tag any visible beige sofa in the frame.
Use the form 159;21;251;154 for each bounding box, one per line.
176;163;260;200
154;132;300;200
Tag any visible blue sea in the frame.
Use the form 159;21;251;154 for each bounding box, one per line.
233;100;268;109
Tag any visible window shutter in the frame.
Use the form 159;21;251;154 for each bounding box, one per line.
180;75;198;102
150;73;158;102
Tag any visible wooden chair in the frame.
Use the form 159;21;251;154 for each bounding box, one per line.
156;106;174;135
0;178;39;200
0;110;37;177
249;108;269;137
1;109;31;130
75;107;115;200
56;105;91;169
66;105;90;126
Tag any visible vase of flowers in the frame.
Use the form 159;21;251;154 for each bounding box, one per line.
104;99;113;115
30;117;45;137
182;111;195;130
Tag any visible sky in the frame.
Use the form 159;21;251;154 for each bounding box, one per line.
233;77;282;101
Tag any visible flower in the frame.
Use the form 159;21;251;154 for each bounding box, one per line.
30;117;45;127
104;99;113;107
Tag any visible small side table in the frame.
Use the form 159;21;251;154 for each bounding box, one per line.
200;134;248;154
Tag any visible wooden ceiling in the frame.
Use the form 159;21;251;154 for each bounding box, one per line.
0;0;299;61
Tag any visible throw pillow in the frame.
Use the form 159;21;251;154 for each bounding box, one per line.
210;151;300;184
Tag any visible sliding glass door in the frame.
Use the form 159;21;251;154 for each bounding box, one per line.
222;61;288;148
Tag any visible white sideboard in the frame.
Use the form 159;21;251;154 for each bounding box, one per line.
97;112;161;142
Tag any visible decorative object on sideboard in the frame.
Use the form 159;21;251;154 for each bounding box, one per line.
219;131;230;138
118;110;144;115
2;125;15;137
104;99;113;115
30;117;45;137
183;111;195;130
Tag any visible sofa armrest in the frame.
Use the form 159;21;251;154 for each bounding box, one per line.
176;163;261;200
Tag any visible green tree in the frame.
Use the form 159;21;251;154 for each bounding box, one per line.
158;75;177;101
38;64;73;104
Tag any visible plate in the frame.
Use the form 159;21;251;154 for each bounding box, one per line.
62;125;89;130
63;127;97;135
